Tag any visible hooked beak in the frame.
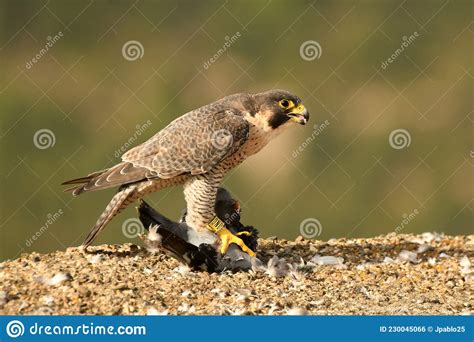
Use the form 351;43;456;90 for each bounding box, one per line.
287;104;309;125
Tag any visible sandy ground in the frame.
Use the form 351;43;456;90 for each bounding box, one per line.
0;233;472;315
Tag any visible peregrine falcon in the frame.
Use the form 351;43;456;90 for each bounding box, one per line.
63;89;309;257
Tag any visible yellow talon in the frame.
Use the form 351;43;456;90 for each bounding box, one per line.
207;216;256;257
217;227;256;257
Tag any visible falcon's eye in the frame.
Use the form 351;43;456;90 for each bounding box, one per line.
278;99;294;109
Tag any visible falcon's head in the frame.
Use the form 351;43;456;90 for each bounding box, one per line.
250;89;309;130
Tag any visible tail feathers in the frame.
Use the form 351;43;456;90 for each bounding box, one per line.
62;169;106;185
82;186;137;247
62;169;108;196
62;162;152;196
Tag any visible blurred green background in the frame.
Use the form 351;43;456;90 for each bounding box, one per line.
0;0;472;261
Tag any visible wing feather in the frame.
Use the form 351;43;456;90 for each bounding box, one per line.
122;109;249;178
63;107;249;195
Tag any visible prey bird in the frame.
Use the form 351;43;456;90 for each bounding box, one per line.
62;89;309;257
138;187;260;272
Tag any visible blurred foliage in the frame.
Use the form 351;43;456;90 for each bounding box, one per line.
0;0;472;260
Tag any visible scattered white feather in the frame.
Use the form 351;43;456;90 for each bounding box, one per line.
143;226;162;253
225;308;247;315
310;255;344;266
147;225;162;242
309;298;325;306
177;303;195;313
40;295;54;306
288;264;306;285
235;288;253;298
397;250;419;263
87;254;103;264
266;256;289;277
286;307;308;315
147;307;169;316
459;256;471;269
360;286;372;299
37;272;72;286
250;258;266;273
417;244;431;253
173;265;191;275
411;232;443;244
459;256;473;280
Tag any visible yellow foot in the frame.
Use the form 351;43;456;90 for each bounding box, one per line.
217;227;256;257
206;216;255;257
